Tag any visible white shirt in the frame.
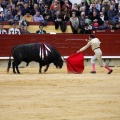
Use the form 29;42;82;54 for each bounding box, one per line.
100;16;105;21
0;29;7;34
80;38;101;52
8;28;21;35
0;7;3;12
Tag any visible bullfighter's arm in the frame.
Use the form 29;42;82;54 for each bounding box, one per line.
77;42;91;52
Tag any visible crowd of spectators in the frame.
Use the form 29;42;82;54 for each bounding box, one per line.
0;0;120;34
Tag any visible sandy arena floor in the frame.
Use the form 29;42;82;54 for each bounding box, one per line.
0;65;120;120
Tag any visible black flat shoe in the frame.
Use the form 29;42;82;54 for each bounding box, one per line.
108;70;113;74
90;71;96;74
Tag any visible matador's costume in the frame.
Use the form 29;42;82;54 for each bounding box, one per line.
79;38;113;74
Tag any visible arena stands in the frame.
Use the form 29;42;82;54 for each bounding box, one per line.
0;0;120;34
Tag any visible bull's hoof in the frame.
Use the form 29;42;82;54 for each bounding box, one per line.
13;72;17;74
44;69;47;73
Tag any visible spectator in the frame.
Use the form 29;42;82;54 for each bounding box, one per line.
79;6;88;16
0;22;7;34
107;5;116;21
38;0;45;15
71;3;80;17
36;24;46;34
112;22;120;29
118;0;120;4
1;0;7;9
51;5;59;19
62;0;72;14
50;0;61;11
0;11;4;22
79;0;89;11
53;10;62;29
100;11;108;22
22;10;33;22
61;5;70;17
17;0;24;7
30;0;37;5
0;4;3;12
79;12;86;29
98;20;110;29
116;4;120;14
13;0;18;5
27;0;32;10
88;2;100;18
14;10;23;22
92;21;99;29
4;5;13;16
91;11;102;28
70;11;79;34
21;25;30;34
14;10;23;28
112;12;120;29
111;0;118;11
60;0;72;9
8;22;21;34
100;6;108;19
85;16;92;25
61;9;70;32
28;0;35;10
12;4;21;17
8;0;15;9
21;2;30;16
95;0;101;11
43;4;52;22
101;0;110;12
72;3;79;11
43;0;49;6
79;23;92;34
31;3;39;16
33;10;44;23
4;10;14;22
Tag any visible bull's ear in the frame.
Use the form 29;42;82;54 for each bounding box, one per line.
61;56;65;62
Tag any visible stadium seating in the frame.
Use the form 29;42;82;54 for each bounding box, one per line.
3;22;73;34
3;22;120;34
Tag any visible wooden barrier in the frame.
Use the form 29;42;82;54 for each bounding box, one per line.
92;29;120;34
0;34;120;57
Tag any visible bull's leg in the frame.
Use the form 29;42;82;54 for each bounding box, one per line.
16;61;21;74
39;63;42;73
44;64;49;73
12;61;16;74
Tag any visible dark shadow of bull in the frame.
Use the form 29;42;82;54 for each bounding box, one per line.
7;43;64;74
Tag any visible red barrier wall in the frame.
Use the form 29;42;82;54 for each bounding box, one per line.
0;34;120;57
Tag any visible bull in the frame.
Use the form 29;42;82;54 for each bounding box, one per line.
7;43;63;74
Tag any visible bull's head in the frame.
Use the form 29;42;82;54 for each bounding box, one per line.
54;57;64;69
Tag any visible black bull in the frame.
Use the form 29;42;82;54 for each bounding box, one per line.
7;43;64;74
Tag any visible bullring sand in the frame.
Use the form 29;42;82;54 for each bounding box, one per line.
0;65;120;120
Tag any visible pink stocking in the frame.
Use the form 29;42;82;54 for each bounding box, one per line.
92;63;96;71
104;65;111;71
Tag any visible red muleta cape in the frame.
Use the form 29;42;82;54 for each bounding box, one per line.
66;52;84;74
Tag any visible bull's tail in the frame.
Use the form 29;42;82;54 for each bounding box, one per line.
7;47;14;73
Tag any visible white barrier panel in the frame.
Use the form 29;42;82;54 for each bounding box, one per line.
1;56;120;60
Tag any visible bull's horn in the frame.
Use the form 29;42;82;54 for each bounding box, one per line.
61;56;65;62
